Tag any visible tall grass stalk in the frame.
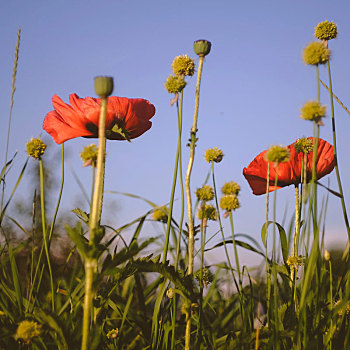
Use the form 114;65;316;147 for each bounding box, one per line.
185;54;205;350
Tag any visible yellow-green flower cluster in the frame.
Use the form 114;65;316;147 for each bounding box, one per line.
195;185;214;201
171;54;195;77
16;320;42;344
294;138;313;154
197;204;217;221
222;181;240;195
106;328;119;339
303;41;330;65
286;255;304;269
220;195;240;212
153;206;168;223
194;267;214;286
300;100;326;122
204;147;223;163
80;144;98;166
26;138;46;159
266;145;290;164
314;20;337;41
164;75;187;94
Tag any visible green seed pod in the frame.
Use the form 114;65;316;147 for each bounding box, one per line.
193;39;211;57
94;76;114;98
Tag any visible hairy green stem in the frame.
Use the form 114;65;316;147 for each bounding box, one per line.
185;55;205;350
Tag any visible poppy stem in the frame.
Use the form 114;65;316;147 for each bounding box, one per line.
327;60;350;246
265;163;271;327
82;96;108;350
185;55;205;350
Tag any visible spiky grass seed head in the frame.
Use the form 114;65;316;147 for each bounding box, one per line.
80;144;98;166
300;100;326;122
266;145;290;164
204;147;223;163
16;320;42;344
164;75;187;93
198;204;217;221
303;41;330;65
26;138;46;159
220;195;240;211
294;138;313;154
314;20;338;41
222;181;240;195
106;328;119;339
171;55;195;77
195;185;214;201
153;206;168;223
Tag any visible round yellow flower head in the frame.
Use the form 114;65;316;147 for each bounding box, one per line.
286;255;304;269
300;100;326;122
314;20;338;41
266;145;290;164
164;75;187;93
324;249;331;261
220;195;240;212
153;206;168;223
222;181;240;195
195;185;214;201
94;76;114;98
80;144;98;166
197;204;217;221
16;320;42;344
166;288;174;299
303;41;330;65
26;138;46;160
204;147;224;163
106;328;119;339
171;55;195;77
294;138;313;154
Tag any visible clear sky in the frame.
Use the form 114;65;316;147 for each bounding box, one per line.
1;0;350;266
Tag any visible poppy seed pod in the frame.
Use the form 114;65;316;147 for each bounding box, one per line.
94;76;114;98
193;39;211;57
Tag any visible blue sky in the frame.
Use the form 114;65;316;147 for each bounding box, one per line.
1;0;350;266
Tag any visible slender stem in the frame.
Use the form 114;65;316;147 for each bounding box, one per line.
90;163;96;213
329;258;333;350
185;55;205;350
327;60;350;243
82;97;108;350
39;158;54;312
291;185;300;310
229;211;241;287
265;163;271;326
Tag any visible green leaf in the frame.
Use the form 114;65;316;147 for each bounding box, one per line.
72;208;89;224
65;222;89;258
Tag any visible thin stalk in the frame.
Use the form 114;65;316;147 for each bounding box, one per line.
327;60;350;243
82;97;108;350
272;164;279;350
2;29;21;212
265;163;271;326
185;55;205;350
39;158;54;312
229;211;241;287
90;163;96;212
329;258;333;350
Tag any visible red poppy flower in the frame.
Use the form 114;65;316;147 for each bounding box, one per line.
43;93;156;144
243;138;335;195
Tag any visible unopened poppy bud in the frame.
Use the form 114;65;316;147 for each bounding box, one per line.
314;20;337;41
294;138;313;155
171;55;195;77
94;76;114;98
195;185;214;201
164;75;187;93
266;145;290;164
204;147;223;163
26;137;46;159
193;39;211;57
167;288;174;299
16;320;42;345
197;204;217;221
324;249;331;261
80;144;98;167
153;206;168;223
222;181;240;195
300;100;326;123
220;195;240;212
303;42;330;65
